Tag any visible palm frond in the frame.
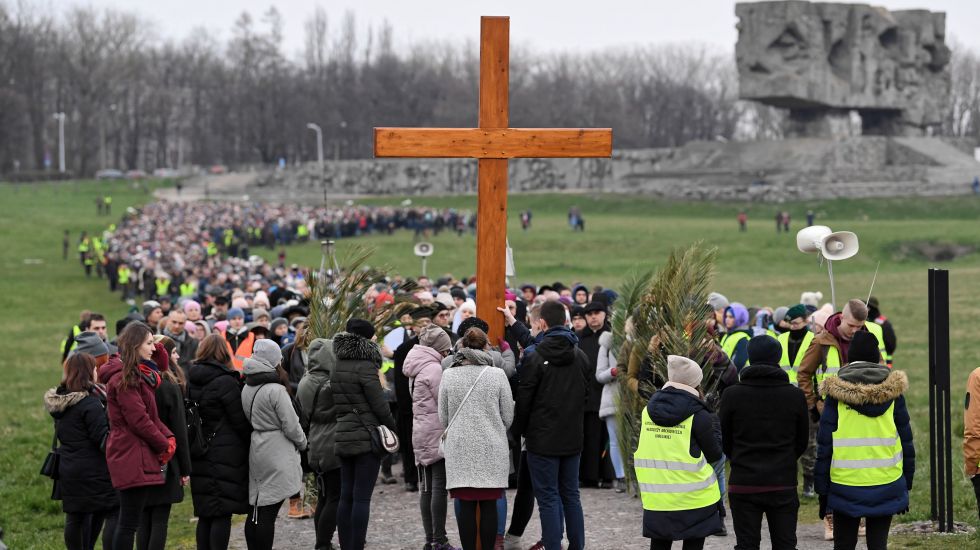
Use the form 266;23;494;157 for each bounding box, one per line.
614;242;718;493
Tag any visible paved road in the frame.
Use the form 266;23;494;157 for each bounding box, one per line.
228;464;848;550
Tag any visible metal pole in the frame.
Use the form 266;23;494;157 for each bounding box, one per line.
934;269;954;532
826;259;836;311
928;269;938;522
421;257;427;278
307;123;324;205
54;113;66;173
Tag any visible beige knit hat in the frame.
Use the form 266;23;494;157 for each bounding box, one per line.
666;355;703;389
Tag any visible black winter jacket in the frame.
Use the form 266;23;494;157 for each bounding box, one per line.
146;377;193;506
393;334;419;416
513;327;591;456
187;360;251;516
577;323;609;412
718;363;808;489
332;332;397;457
44;386;118;513
642;387;723;540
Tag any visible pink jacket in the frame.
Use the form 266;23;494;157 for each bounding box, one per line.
403;345;445;466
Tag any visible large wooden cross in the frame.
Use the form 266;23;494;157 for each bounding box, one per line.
375;16;612;340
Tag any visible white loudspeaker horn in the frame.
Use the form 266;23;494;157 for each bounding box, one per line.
821;231;859;260
796;225;832;254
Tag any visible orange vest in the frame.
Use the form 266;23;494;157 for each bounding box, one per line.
222;330;255;371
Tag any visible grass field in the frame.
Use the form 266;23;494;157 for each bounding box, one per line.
2;180;980;547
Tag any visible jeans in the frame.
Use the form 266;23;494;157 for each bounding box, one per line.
136;503;172;550
112;486;150;550
315;469;341;550
64;509;117;550
244;500;284;550
729;490;799;550
712;455;727;517
604;416;625;479
507;451;535;538
650;538;705;550
338;453;382;550
526;452;584;550
972;475;980;520
195;515;232;550
833;513;891;550
419;460;449;545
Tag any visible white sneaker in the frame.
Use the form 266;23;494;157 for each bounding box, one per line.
502;533;522;550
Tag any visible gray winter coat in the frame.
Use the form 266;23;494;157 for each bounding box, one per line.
241;355;308;507
297;338;341;473
595;332;619;419
438;348;514;490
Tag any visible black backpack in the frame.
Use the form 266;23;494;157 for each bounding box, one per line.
185;398;222;458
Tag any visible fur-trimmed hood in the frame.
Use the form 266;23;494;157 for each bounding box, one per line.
43;387;88;416
823;367;908;408
333;331;382;364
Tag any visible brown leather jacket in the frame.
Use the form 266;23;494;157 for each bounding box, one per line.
796;330;843;412
965;367;980;476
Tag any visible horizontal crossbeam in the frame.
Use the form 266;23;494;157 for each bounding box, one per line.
374;127;612;159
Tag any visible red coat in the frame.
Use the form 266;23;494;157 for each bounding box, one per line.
102;355;173;490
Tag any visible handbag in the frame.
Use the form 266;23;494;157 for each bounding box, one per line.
439;366;489;455
352;408;399;457
39;423;60;479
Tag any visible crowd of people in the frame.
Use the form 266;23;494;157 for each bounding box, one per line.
69;200;476;306
52;238;948;550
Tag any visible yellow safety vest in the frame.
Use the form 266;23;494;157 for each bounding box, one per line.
720;331;751;367
777;331;815;386
381;360;395;374
118;266;131;284
180;281;197;297
634;408;720;512
815;346;842;395
155;279;171;297
864;322;889;367
297;224;309;237
60;325;82;355
830;401;903;487
207;242;218;256
104;196;112;205
78;239;90;253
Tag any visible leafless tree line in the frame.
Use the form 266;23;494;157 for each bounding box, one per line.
0;3;976;177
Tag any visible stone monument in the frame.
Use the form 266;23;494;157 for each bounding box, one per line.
736;1;951;137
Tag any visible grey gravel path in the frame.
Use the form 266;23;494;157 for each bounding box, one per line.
228;464;850;550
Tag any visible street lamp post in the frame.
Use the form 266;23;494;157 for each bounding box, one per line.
53;112;66;173
307;123;324;206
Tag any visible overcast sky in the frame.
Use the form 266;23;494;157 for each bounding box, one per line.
59;0;980;57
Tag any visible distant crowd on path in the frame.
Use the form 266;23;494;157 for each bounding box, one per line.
737;209;817;232
68;200;478;305
57;238;980;550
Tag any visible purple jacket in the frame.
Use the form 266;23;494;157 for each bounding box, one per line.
403;345;445;466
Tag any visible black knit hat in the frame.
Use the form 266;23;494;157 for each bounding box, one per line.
457;316;490;339
747;335;782;365
346;318;376;340
849;331;880;363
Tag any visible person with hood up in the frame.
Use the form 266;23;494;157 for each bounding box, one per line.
719;336;809;550
635;355;723;550
241;339;308;550
719;303;752;371
797;299;877;541
102;322;175;550
404;324;459;550
138;336;193;550
332;319;397;550
440;327;514;550
188;334;252;550
297;338;342;550
44;352;119;550
513;300;591;550
815;331;914;550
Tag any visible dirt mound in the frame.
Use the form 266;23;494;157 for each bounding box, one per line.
890;241;975;262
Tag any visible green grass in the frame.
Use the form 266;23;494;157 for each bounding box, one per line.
2;182;980;547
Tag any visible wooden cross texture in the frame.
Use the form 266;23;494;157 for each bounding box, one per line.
374;16;612;340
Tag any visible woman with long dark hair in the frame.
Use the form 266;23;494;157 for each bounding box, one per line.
102;322;175;550
188;333;251;550
136;335;192;550
44;351;119;550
